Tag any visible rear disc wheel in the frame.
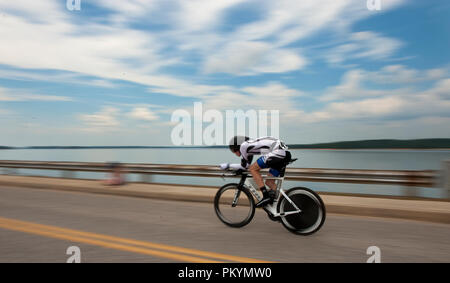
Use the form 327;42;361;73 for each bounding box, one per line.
277;187;326;235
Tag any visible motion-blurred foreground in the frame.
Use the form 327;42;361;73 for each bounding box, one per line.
0;158;449;262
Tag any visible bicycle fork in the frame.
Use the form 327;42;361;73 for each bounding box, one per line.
231;189;241;207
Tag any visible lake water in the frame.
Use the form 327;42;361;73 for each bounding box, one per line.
1;148;450;199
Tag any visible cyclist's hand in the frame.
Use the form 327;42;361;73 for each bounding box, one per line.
219;163;230;170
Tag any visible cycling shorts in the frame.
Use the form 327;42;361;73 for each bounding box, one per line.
256;150;291;177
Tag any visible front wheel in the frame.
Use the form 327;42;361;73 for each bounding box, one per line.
214;183;255;228
277;187;326;235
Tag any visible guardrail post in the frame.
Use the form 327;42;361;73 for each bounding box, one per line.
61;170;75;179
141;174;153;183
402;185;420;198
402;172;420;198
442;160;450;199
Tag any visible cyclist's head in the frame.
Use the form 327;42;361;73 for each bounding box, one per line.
228;136;249;155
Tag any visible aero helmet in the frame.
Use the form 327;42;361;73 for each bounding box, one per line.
228;136;249;153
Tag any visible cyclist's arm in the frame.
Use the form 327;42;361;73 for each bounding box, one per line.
229;163;245;171
240;155;253;169
239;142;254;169
227;155;254;171
226;143;254;171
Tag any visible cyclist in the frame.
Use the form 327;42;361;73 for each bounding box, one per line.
220;136;292;207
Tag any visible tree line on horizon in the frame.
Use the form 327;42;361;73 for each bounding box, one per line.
1;138;449;150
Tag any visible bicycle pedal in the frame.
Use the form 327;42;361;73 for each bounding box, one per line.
266;212;281;222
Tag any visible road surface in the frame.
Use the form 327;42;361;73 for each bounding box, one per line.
0;186;449;262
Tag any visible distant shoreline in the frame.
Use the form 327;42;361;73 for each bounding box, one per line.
0;149;450;151
1;138;450;150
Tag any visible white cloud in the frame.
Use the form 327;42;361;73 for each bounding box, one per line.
93;0;246;31
368;65;448;85
305;69;450;123
0;3;191;94
128;107;159;122
231;1;352;45
352;31;403;59
93;0;158;16
174;0;247;32
0;0;410;97
202;41;307;75
321;65;448;102
423;78;450;99
242;82;304;98
79;106;120;128
320;69;406;102
200;82;305;120
199;0;405;75
0;0;66;23
325;31;403;65
78;105;160;133
0;68;117;88
370;65;420;84
425;69;449;81
0;87;72;102
310;96;406;122
153;81;306;123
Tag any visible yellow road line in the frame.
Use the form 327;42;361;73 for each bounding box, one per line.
0;216;272;263
0;221;218;263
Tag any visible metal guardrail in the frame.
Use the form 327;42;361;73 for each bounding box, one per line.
0;160;439;193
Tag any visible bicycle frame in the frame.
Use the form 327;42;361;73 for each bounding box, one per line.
235;172;302;217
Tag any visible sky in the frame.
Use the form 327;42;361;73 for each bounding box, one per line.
0;0;449;146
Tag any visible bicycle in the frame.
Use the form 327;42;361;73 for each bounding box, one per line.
214;161;326;235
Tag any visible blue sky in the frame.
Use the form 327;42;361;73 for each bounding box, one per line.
0;0;449;146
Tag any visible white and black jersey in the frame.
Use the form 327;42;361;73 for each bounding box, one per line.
239;136;289;169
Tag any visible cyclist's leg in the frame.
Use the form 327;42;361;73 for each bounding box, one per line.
250;155;277;190
249;162;265;189
249;162;277;191
265;172;276;190
254;152;279;183
254;149;288;184
253;154;284;207
250;159;276;207
261;149;289;188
